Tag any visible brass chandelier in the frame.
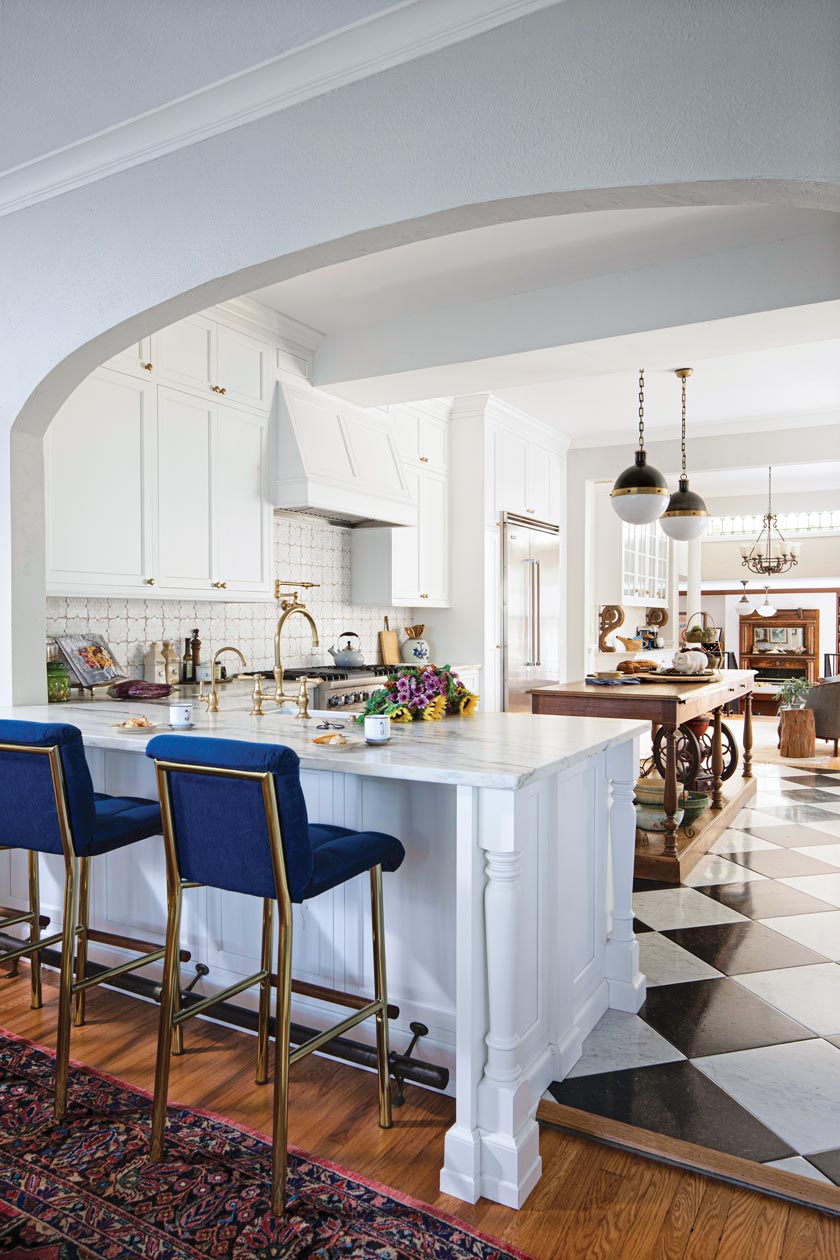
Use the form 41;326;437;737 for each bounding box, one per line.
740;467;801;576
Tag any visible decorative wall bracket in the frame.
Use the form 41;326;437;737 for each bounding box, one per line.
646;607;669;628
598;604;625;653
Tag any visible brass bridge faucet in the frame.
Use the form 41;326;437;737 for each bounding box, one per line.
272;581;320;702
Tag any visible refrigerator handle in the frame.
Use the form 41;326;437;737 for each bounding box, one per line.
525;558;537;666
534;559;541;666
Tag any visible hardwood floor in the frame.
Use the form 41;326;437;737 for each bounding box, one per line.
1;969;838;1259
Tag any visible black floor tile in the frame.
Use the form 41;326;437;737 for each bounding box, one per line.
724;849;840;877
743;823;840;848
662;921;828;975
804;1148;840;1186
779;788;840;804
780;775;840;791
633;918;654;934
756;804;839;824
633;878;675;893
547;1061;795;1162
639;979;813;1056
700;880;837;919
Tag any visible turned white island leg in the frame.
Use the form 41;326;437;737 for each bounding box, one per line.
604;738;645;1012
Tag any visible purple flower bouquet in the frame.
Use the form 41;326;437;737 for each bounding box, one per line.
355;664;479;723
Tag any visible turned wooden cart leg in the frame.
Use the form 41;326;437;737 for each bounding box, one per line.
712;706;724;810
663;726;679;858
742;693;753;779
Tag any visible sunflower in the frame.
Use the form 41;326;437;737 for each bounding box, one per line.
458;693;479;717
421;695;447;721
390;705;414;723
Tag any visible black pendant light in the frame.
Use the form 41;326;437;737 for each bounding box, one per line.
610;368;670;524
660;368;709;541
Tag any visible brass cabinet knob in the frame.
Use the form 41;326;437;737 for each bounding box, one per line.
212;385;227;395
420;593;429;599
143;362;153;372
419;455;429;463
526;507;535;514
145;577;156;585
212;581;228;589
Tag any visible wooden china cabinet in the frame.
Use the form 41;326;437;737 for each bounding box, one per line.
739;608;819;715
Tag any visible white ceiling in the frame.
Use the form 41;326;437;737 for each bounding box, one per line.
253;204;831;333
496;335;840;444
250;203;840;444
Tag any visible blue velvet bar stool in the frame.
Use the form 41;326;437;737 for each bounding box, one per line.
0;720;165;1118
145;735;405;1217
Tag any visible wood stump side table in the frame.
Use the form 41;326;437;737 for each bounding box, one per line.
779;707;816;759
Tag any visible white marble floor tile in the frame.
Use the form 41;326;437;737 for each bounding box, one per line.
694;1040;840;1155
633;887;748;932
566;1009;684;1078
733;809;797;831
796;844;840;868
759;911;840;961
710;830;781;856
800;819;840;839
639;932;723;986
734;964;840;1036
812;801;840;817
685;855;767;888
779;874;840;909
763;1156;833;1184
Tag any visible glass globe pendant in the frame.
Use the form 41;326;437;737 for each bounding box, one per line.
737;580;755;616
610;368;670;524
660;368;708;541
757;586;777;617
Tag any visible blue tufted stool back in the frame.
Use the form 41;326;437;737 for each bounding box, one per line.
0;721;96;856
146;736;313;901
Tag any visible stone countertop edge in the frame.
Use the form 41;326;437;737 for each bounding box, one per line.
0;703;646;792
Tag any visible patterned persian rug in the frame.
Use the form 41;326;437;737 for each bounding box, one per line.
0;1033;531;1259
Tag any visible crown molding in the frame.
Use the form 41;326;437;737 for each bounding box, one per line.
216;296;323;351
451;392;570;449
0;0;563;220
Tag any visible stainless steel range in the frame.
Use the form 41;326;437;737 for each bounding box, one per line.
251;665;394;712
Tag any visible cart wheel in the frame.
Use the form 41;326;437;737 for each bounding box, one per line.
719;722;740;781
652;724;702;787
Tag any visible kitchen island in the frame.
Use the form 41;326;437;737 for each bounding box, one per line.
0;694;645;1209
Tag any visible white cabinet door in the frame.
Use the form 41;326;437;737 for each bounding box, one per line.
154;315;216;394
494;428;528;518
46;369;157;592
419;416;448;471
106;336;154;380
214;401;271;594
156;387;214;591
391;467;420;603
216;324;272;410
417;470;448;605
526;445;552;520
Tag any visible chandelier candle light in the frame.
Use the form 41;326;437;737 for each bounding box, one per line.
659;368;709;541
740;467;801;575
610;369;670;524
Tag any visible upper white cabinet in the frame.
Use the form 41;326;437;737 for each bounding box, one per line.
350;404;450;608
46;369;158;592
621;521;669;605
46;377;271;601
491;427;563;524
110;311;273;412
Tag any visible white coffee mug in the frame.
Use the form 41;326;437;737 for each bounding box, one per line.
364;715;391;744
169;701;194;728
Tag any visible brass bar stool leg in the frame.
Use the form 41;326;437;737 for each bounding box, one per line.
270;909;293;1217
54;856;78;1120
150;884;183;1161
256;898;274;1085
28;851;42;1010
73;856;91;1026
370;865;393;1128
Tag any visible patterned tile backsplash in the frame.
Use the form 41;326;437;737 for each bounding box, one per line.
46;516;414;678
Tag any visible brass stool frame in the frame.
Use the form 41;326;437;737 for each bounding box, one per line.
0;741;181;1119
149;759;394;1217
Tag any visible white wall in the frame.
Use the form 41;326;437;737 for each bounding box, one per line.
1;0;839;701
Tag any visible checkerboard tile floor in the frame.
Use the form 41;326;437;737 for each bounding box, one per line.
547;764;840;1188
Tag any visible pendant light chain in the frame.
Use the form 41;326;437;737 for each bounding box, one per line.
638;368;645;451
680;373;687;474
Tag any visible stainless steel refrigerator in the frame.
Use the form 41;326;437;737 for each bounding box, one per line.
501;512;561;712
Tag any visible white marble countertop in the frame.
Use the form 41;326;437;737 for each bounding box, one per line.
0;693;645;790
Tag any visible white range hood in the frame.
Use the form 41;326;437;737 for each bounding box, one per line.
270;381;417;527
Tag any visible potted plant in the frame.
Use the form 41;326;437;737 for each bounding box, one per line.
777;678;812;712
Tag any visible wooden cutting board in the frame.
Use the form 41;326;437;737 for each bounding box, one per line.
379;617;400;666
